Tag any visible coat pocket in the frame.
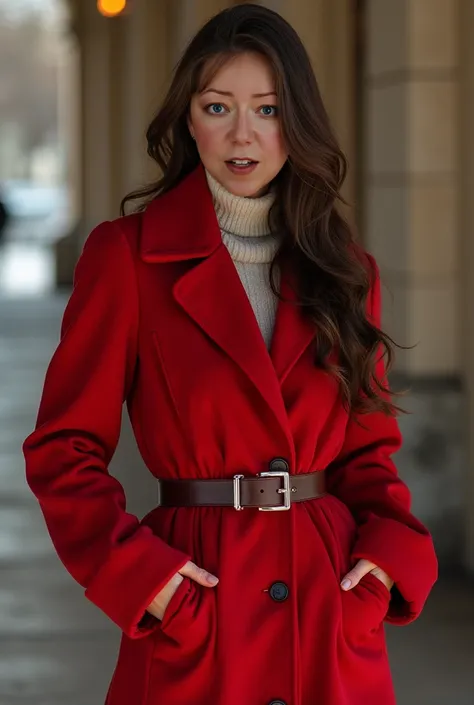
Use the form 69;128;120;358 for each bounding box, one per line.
316;493;357;577
340;572;391;644
159;577;216;656
317;495;391;644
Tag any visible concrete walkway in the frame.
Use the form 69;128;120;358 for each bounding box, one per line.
1;293;473;704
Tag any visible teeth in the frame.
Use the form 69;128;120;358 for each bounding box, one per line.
231;160;252;165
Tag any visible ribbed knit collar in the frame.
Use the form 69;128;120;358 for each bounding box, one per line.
205;168;275;237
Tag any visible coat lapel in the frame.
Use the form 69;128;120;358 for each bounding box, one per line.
269;261;317;386
172;245;291;439
139;163;317;449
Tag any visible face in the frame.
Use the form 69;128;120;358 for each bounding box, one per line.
188;52;288;198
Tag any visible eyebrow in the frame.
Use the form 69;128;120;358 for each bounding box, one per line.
200;88;277;98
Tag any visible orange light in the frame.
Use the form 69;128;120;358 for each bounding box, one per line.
97;0;127;17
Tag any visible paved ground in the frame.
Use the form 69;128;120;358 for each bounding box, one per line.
1;293;473;705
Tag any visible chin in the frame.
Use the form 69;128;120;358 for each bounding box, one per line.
223;179;268;199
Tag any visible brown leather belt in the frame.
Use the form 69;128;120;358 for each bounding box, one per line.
158;463;326;511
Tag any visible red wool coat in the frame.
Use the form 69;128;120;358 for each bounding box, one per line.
23;164;438;705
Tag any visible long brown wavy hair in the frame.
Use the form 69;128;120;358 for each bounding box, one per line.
121;3;403;417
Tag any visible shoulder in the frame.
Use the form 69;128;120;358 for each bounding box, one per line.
73;214;144;290
79;213;143;263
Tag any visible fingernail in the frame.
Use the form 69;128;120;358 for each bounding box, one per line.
341;579;352;590
208;575;219;585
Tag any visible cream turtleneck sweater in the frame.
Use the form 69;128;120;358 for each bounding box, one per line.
205;169;281;349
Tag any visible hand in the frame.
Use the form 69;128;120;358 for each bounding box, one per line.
146;560;219;621
340;558;394;592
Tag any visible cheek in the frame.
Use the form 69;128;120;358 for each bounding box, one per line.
193;123;224;157
261;127;287;164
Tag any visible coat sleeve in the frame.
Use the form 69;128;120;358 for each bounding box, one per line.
325;253;438;625
22;220;191;639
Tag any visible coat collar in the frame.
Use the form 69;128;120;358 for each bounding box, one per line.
140;163;222;263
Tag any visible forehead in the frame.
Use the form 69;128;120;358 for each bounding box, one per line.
197;52;276;94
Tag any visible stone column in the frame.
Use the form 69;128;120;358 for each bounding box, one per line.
75;3;117;231
54;7;81;287
459;0;474;575
364;0;463;564
117;0;172;200
54;0;118;286
168;0;231;66
365;0;459;374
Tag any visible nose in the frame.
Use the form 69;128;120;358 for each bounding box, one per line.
230;111;252;144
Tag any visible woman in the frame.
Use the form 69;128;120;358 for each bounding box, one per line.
22;4;438;705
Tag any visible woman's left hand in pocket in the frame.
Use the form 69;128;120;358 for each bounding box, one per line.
340;558;394;592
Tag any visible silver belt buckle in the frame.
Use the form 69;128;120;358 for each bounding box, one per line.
233;471;291;511
258;470;291;511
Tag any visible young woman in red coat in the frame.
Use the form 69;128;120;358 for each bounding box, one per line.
23;4;438;705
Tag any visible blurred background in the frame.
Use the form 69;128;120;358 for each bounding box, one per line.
0;0;473;703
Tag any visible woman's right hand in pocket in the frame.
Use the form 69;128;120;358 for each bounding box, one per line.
146;560;219;620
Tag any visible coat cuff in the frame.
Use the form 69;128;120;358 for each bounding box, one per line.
84;530;190;639
351;514;438;625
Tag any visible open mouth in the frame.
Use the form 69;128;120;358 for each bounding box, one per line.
225;159;259;174
225;159;258;166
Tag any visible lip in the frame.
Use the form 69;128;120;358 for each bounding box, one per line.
225;161;259;176
226;158;259;162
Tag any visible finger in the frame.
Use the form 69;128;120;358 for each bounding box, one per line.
179;560;219;587
370;567;394;591
146;573;183;620
340;558;377;590
165;571;184;593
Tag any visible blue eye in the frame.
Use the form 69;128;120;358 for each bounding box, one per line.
206;103;226;115
260;105;278;117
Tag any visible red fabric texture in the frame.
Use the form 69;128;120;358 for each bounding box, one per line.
23;164;438;705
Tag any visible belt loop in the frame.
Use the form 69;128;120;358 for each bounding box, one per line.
233;474;245;511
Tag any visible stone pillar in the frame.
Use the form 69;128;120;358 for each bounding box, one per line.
54;8;82;287
75;3;117;231
117;0;172;199
57;15;80;224
168;0;231;66
54;0;118;286
459;0;474;575
364;0;464;564
365;0;459;374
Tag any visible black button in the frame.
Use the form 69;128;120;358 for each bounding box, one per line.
269;457;289;472
269;581;289;602
268;701;287;705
